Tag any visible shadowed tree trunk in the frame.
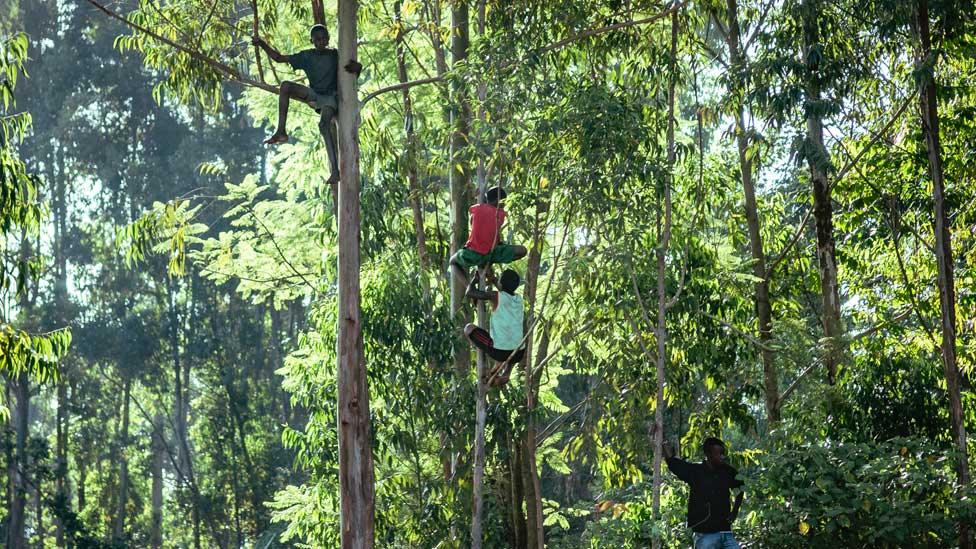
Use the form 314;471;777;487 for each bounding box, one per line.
9;374;29;549
336;1;376;546
510;437;527;548
394;0;431;290
113;379;131;542
470;2;490;546
151;414;165;548
721;0;779;423
801;0;842;384
914;2;971;547
521;198;550;549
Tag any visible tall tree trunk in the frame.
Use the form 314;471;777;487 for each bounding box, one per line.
33;475;42;547
914;3;971;547
114;379;131;542
510;438;527;548
521;202;548;549
151;414;165;549
336;1;376;546
76;448;86;515
418;0;456;486
53;143;70;547
801;0;842;384
7;376;30;548
722;0;779;423
651;11;678;549
167;276;188;474
394;0;431;290
470;2;489;546
447;4;472;535
449;0;472;346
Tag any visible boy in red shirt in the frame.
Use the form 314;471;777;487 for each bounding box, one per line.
450;186;527;285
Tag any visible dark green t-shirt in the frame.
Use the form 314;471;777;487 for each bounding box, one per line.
289;48;338;96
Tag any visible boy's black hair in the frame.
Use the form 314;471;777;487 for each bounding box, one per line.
485;186;507;204
702;437;725;454
499;269;520;294
310;24;329;39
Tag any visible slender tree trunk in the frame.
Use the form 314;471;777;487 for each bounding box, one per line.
167;276;188;474
522;204;548;549
914;3;970;547
470;2;490;546
801;0;842;384
449;0;472;368
33;476;42;547
151;414;165;549
418;0;456;486
446;4;472;535
51;143;69;547
722;0;779;423
336;2;375;546
7;374;29;549
114;379;131;542
651;11;678;549
76;451;86;515
510;438;527;548
395;0;431;289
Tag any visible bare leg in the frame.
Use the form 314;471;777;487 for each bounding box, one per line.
266;81;309;145
450;257;469;286
319;106;339;184
512;245;528;261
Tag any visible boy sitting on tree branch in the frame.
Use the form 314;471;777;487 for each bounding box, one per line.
253;24;362;185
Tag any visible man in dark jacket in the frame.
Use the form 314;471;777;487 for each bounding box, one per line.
664;438;744;549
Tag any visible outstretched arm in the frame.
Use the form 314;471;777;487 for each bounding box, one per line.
252;37;289;63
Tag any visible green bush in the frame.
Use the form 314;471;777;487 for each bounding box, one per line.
739;437;976;548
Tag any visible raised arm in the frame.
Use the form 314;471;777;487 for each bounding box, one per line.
252;36;289;64
663;442;694;483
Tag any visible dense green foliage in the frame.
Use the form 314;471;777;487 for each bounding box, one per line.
2;0;975;547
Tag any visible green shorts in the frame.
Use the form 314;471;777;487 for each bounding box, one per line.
452;245;517;269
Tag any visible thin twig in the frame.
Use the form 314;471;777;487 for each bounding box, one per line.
241;204;318;294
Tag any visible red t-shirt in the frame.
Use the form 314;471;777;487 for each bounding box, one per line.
465;203;505;254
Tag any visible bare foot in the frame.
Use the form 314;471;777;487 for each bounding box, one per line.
327;173;339;185
489;373;510;388
484;361;507;385
264;133;289;145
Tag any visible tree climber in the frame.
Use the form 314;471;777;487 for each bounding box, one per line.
253;24;362;185
463;268;526;387
449;186;527;286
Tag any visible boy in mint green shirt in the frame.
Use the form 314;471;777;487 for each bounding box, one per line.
463;269;525;387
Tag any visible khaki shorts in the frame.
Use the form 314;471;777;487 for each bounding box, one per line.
294;83;338;113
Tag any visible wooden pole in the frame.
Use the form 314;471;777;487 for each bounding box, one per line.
336;1;375;547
